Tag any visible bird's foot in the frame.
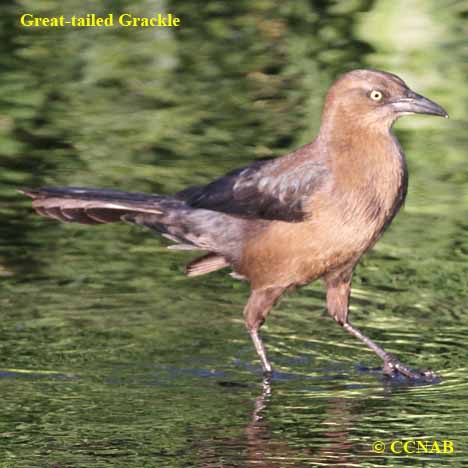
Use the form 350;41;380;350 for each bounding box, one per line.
262;368;273;383
383;355;439;383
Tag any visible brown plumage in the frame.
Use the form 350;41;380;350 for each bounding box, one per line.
21;69;448;381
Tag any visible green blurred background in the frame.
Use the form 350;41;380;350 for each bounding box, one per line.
1;0;467;466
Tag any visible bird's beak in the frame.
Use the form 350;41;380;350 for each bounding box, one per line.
391;92;448;118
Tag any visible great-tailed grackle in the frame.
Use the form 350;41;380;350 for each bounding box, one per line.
22;69;448;381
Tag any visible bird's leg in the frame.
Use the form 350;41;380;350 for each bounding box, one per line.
325;272;437;381
250;328;272;375
244;287;285;377
341;322;436;380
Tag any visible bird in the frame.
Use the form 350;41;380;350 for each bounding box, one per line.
21;69;448;381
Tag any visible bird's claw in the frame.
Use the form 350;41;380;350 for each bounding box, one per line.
262;369;273;383
383;356;439;383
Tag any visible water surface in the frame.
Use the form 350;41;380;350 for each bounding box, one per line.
1;0;467;466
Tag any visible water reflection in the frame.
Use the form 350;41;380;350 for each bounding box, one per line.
191;370;465;467
239;382;359;467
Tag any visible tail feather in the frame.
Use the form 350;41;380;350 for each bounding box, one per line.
21;187;164;204
21;187;165;224
185;253;229;277
21;186;247;266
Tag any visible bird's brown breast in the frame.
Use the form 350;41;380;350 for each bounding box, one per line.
238;131;407;289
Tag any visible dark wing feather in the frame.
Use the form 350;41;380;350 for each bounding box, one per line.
177;159;329;222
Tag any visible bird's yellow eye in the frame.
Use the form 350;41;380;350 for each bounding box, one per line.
370;90;383;101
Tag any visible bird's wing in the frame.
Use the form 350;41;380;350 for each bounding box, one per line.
177;159;329;222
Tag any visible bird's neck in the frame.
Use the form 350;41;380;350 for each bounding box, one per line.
320;124;408;224
319;119;406;179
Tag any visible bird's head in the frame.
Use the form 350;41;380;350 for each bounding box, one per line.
321;69;448;133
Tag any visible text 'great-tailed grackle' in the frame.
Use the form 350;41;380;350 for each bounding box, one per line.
22;69;448;382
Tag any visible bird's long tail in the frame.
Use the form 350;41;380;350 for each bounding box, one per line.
21;187;244;274
21;187;168;224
